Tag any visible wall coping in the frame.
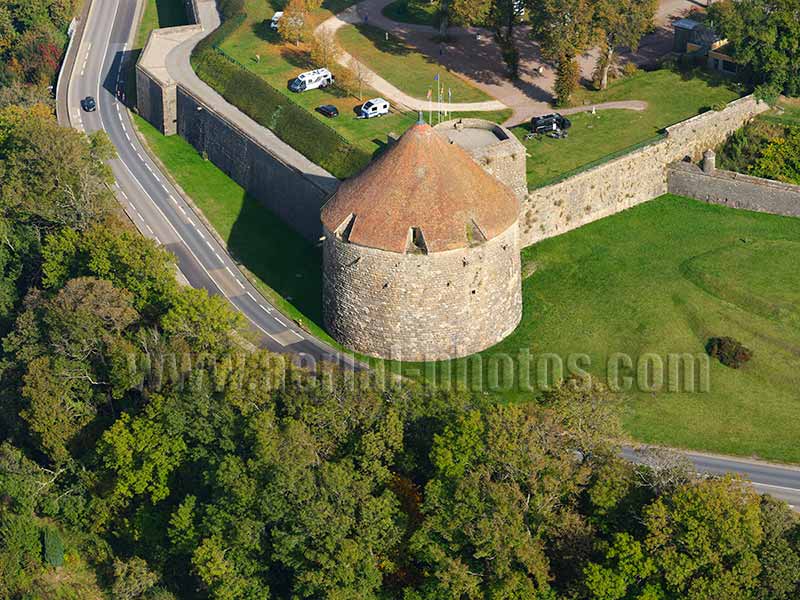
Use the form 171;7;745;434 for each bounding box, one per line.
137;24;203;88
670;160;800;193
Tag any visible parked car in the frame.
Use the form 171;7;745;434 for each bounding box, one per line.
269;11;283;29
81;96;97;112
530;113;571;137
316;104;339;118
289;68;334;93
358;98;390;119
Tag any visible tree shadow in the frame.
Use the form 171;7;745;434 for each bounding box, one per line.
252;18;281;43
280;45;314;69
353;23;413;57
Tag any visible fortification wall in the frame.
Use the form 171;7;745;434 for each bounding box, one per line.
135;66;168;134
176;87;331;240
668;161;800;218
519;95;769;247
322;223;523;361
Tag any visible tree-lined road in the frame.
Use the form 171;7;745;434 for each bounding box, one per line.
61;0;356;371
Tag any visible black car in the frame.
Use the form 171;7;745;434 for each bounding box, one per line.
82;96;97;112
316;104;339;118
530;113;571;135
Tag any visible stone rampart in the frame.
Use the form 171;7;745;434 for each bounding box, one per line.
177;87;333;240
519;95;769;247
668;161;800;218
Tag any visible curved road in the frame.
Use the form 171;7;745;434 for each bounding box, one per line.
61;0;800;508
63;0;356;371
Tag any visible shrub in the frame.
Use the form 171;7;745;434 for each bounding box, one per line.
706;336;752;369
42;526;64;567
622;61;639;78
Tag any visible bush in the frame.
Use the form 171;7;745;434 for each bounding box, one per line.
622;62;639;78
706;336;752;369
42;527;64;567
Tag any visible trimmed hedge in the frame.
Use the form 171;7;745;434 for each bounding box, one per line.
191;6;371;179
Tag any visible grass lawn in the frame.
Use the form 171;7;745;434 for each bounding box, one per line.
512;69;743;188
335;23;491;103
413;195;800;463
382;0;438;27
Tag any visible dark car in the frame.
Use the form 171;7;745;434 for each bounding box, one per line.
316;104;339;118
530;113;571;136
82;96;97;112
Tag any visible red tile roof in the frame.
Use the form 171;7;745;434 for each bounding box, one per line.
321;122;519;254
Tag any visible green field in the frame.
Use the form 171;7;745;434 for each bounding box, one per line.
336;23;490;103
381;0;438;27
460;195;800;462
513;69;743;188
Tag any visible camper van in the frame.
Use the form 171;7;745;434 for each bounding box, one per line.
289;69;334;93
269;11;283;29
358;98;390;119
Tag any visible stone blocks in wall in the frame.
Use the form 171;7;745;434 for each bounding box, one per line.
136;66;169;135
518;95;769;248
668;161;800;218
322;224;523;361
176;88;331;240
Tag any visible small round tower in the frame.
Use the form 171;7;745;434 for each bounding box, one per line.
320;121;522;361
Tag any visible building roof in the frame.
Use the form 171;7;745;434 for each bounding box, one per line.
320;122;519;254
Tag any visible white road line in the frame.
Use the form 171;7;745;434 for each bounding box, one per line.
246;292;257;301
196;230;205;239
224;266;235;277
213;252;222;260
752;482;800;493
236;279;245;289
274;317;285;327
145;224;154;234
205;240;214;250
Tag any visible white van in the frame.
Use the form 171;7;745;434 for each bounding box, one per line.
269;11;283;29
359;98;390;119
289;68;334;93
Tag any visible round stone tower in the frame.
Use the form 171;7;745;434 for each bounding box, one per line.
320;121;523;361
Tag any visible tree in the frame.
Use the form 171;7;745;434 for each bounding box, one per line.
490;0;525;78
161;287;246;354
709;0;800;97
349;57;371;101
309;29;340;70
0;105;116;233
111;557;160;600
529;0;594;103
592;0;657;90
278;0;308;46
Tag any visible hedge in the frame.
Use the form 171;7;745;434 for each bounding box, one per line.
191;6;371;179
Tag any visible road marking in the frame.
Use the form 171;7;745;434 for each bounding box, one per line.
752;481;800;493
145;224;154;234
196;230;205;239
205;240;214;251
236;279;245;289
246;292;257;301
274;317;285;326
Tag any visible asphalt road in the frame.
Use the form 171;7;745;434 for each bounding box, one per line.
64;0;357;371
62;0;800;508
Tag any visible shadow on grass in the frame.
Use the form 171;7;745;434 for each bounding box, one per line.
227;189;325;326
353;22;414;57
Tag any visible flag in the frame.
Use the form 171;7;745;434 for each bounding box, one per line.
434;73;439;82
427;88;432;100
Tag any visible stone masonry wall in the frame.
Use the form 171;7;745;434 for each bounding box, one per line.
177;87;332;240
322;223;523;361
135;66;168;134
519;95;769;247
668;161;800;218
